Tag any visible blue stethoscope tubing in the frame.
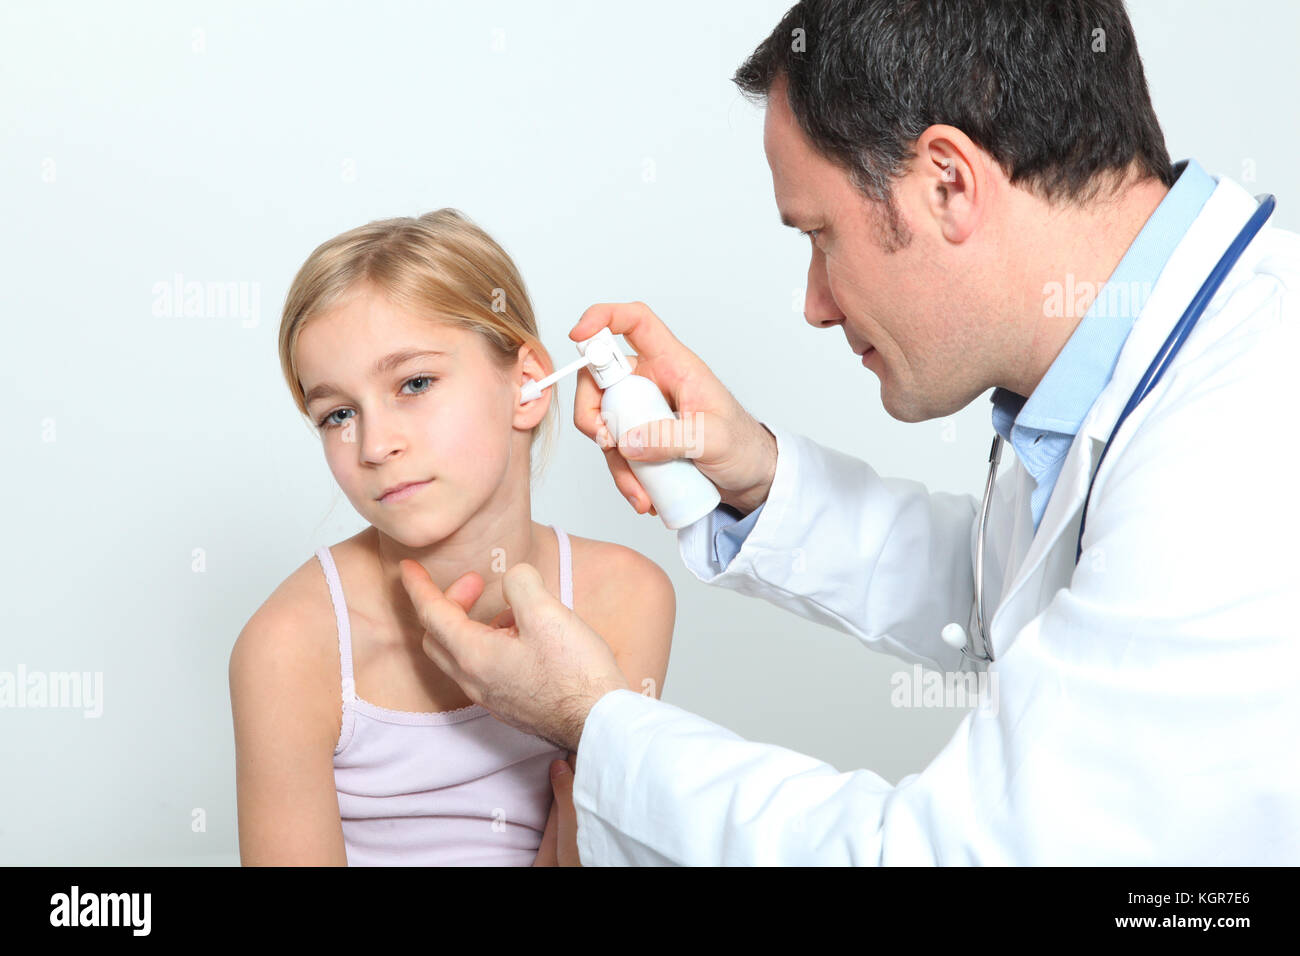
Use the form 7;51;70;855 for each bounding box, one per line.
969;192;1277;666
1075;192;1277;564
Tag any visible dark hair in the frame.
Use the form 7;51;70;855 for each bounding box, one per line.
734;0;1175;225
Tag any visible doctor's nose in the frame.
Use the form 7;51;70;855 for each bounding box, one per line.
804;249;845;329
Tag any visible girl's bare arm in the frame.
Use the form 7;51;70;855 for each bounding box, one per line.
230;603;349;866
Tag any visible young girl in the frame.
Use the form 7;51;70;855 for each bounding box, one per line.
230;209;675;866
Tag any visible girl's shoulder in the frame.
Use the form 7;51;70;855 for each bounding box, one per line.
562;532;676;661
234;546;347;673
229;547;349;746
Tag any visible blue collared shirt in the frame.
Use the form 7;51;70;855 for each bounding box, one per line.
990;157;1216;531
709;158;1217;565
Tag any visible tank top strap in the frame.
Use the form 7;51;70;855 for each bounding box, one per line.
314;545;357;707
550;525;574;610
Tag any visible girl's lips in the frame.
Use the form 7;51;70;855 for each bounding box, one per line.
379;479;432;503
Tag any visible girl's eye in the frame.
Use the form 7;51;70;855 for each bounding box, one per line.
316;375;438;429
319;408;352;429
402;375;435;395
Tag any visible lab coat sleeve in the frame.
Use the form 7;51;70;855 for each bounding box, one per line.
571;425;982;866
573;688;900;865
676;421;978;671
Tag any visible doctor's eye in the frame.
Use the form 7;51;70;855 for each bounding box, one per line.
800;228;821;242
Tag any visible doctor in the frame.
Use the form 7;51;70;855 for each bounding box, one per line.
401;0;1300;864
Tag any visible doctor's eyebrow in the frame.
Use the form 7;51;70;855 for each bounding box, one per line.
779;210;805;229
303;348;449;406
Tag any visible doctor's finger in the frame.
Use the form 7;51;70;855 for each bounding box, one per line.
569;301;682;362
601;444;654;514
489;604;517;631
419;629;465;686
398;561;485;663
572;356;638;446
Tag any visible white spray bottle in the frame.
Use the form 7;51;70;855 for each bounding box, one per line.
520;328;720;530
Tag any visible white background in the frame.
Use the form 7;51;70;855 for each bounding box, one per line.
2;0;1296;864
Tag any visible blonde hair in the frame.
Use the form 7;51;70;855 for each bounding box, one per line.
278;208;558;480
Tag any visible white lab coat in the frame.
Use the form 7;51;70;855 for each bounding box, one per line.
571;171;1300;864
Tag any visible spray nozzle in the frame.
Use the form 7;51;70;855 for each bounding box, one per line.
519;327;632;403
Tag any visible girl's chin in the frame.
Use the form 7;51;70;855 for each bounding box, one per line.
376;524;445;552
369;505;461;547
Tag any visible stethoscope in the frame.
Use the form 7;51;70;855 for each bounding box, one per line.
942;192;1277;668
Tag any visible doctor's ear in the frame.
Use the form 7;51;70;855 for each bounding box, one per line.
913;124;984;243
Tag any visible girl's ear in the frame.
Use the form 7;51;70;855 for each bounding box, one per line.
512;343;552;429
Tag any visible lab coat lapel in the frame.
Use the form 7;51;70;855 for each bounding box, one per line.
988;175;1262;650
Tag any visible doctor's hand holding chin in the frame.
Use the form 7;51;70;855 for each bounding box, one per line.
397;557;625;868
397;558;629;756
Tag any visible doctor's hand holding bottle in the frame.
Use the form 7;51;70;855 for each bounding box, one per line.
569;301;779;518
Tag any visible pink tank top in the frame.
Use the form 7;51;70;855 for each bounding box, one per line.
315;525;573;866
